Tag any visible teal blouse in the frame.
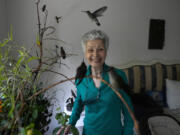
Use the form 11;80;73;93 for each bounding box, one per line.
69;64;134;135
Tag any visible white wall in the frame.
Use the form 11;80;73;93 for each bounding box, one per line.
6;0;37;48
6;0;180;134
6;0;180;64
0;0;7;40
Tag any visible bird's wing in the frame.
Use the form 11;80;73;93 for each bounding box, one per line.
93;6;107;17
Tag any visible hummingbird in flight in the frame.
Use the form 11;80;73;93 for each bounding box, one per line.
82;6;107;26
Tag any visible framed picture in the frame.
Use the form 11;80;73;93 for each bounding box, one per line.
148;19;165;49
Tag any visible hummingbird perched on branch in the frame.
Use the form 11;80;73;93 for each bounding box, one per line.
81;6;108;26
60;46;66;59
55;16;62;23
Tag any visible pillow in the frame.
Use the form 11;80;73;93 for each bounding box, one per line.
166;79;180;109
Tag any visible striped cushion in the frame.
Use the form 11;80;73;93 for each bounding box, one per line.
122;63;180;93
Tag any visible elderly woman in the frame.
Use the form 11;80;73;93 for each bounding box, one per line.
62;29;134;135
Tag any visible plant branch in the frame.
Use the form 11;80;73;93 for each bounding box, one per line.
15;81;27;105
43;37;66;44
44;10;48;28
36;0;41;38
28;75;140;134
28;76;76;100
45;69;75;85
33;0;43;81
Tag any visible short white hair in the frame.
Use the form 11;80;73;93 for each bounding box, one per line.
81;29;109;52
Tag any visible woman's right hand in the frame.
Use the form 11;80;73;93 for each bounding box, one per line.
63;124;71;135
56;124;72;135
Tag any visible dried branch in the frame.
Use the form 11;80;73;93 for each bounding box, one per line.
15;82;27;104
33;0;43;80
44;69;75;85
28;76;76;100
43;37;66;44
36;0;41;38
44;26;56;36
28;75;140;134
44;8;48;28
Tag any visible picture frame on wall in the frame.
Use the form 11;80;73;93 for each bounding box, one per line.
148;19;165;49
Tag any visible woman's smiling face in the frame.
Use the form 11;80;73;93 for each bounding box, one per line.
85;39;106;69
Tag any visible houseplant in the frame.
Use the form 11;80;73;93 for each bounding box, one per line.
0;0;75;134
0;31;52;135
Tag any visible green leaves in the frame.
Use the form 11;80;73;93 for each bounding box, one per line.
32;108;38;120
52;126;62;135
27;56;39;63
70;126;79;135
53;108;79;135
19;123;42;135
0;31;51;134
52;125;79;135
55;111;70;126
0;26;13;47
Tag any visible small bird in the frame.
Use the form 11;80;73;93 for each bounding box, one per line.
75;59;87;85
108;67;132;96
55;16;62;23
71;89;77;98
82;6;107;26
42;4;46;12
60;46;66;59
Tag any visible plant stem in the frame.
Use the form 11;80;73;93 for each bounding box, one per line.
45;69;75;85
36;0;41;38
28;76;76;100
33;0;43;81
28;75;140;134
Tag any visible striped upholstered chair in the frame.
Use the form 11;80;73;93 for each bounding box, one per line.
117;62;180;120
117;61;180;135
122;63;180;93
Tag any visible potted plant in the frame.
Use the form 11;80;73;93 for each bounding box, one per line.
0;0;76;134
0;32;52;134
